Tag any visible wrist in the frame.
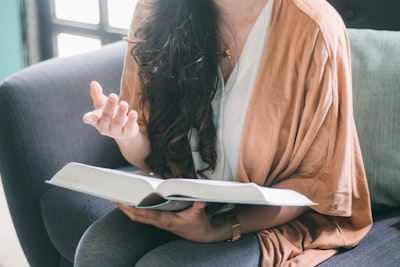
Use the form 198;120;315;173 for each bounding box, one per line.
226;214;241;242
115;135;137;146
209;213;242;243
207;214;232;243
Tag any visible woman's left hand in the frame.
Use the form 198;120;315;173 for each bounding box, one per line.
114;201;230;243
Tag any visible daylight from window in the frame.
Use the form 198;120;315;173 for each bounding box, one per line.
55;0;100;24
56;33;102;58
54;0;137;57
107;0;136;29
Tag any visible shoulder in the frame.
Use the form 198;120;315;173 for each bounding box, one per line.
270;0;350;63
127;0;153;40
272;0;347;41
274;0;345;30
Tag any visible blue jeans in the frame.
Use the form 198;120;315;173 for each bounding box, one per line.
74;208;261;267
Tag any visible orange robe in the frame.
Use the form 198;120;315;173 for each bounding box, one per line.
120;0;372;266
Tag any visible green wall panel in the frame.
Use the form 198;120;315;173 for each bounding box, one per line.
0;0;24;82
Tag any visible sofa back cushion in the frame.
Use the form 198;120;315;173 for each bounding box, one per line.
348;29;400;213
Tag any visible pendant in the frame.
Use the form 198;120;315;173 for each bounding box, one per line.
223;47;232;59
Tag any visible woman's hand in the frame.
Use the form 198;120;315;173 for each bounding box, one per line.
115;202;309;244
83;81;139;144
114;201;231;243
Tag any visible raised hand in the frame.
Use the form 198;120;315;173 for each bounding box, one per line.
82;81;139;144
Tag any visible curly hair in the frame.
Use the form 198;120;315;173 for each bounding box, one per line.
130;0;220;178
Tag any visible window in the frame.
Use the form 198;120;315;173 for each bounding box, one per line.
52;0;137;57
23;0;137;62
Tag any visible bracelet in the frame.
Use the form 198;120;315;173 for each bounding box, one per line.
226;214;241;242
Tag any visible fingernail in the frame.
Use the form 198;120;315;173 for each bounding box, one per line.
83;113;94;124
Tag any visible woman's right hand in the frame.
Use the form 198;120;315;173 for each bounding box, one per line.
82;81;139;145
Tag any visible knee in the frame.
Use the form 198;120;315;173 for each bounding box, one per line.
74;208;176;267
74;208;131;267
74;214;113;266
135;250;173;267
74;223;102;267
135;240;200;267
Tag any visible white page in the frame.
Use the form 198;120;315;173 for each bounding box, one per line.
157;179;315;206
47;162;164;205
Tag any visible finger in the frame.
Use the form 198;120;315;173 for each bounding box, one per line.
97;94;118;132
124;110;138;135
82;109;102;125
193;201;207;209
111;101;129;133
116;203;163;226
90;81;107;109
82;112;97;125
116;203;139;220
191;202;207;214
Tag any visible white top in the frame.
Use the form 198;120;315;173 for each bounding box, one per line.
190;0;273;180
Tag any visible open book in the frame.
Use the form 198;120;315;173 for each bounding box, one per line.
47;162;317;212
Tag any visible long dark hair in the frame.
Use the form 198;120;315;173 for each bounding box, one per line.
131;0;220;178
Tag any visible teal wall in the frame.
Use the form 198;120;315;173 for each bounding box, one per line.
0;0;24;82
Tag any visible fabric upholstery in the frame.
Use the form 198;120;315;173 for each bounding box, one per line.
327;0;400;30
318;209;400;266
40;165;137;266
0;41;127;267
40;188;114;262
348;29;400;212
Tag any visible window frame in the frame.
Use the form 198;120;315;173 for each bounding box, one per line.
24;0;132;62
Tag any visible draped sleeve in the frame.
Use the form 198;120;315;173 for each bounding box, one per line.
234;2;372;264
236;0;372;252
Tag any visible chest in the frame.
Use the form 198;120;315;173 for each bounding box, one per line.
218;24;255;82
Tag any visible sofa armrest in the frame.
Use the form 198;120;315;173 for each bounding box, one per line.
0;41;127;267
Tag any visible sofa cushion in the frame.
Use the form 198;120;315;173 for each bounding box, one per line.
317;208;400;266
40;164;136;264
40;188;114;263
348;29;400;213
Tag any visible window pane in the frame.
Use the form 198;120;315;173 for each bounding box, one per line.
57;33;101;58
54;0;100;24
107;0;138;29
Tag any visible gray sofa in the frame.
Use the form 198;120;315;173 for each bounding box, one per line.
0;1;399;266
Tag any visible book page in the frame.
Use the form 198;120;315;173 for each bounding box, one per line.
48;162;316;209
47;162;165;206
157;179;315;206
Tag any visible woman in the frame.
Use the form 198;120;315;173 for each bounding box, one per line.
77;0;372;266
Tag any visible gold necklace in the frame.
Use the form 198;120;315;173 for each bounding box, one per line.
217;17;240;60
222;47;232;59
218;0;268;60
219;31;234;59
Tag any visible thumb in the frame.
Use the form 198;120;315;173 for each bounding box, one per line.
191;202;207;214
